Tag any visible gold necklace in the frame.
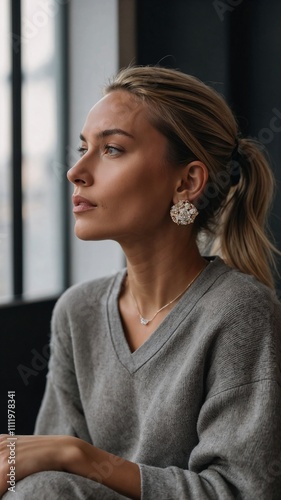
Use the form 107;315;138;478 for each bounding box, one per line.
129;266;206;326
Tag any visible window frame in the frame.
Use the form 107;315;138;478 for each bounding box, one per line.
8;0;70;302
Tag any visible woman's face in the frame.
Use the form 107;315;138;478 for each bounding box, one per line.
67;90;179;243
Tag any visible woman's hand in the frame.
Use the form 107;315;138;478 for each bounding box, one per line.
0;434;141;499
0;434;78;496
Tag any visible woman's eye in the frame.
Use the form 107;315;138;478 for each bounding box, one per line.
77;146;88;157
104;145;122;156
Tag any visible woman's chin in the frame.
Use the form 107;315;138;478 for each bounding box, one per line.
74;224;96;241
73;223;110;242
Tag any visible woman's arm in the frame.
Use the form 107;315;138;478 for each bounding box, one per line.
2;375;281;500
0;434;141;499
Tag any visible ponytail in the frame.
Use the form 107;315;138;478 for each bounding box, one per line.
217;139;280;289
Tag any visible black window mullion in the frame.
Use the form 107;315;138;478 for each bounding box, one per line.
58;2;71;290
11;0;23;299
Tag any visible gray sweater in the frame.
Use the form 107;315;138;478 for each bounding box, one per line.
32;257;281;499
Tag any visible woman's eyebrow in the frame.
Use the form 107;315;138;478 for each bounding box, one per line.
79;129;134;142
98;128;134;139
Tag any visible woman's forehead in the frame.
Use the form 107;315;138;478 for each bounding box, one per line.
90;91;143;120
83;91;152;138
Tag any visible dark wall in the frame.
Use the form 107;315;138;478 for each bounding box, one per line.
137;0;228;88
0;298;56;434
137;0;281;293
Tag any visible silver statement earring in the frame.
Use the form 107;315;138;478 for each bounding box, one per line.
170;200;199;225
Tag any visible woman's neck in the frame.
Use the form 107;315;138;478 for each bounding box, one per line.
121;235;207;319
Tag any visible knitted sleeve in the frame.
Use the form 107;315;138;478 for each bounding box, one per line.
34;288;92;443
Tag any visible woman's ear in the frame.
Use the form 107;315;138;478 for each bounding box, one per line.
173;161;208;204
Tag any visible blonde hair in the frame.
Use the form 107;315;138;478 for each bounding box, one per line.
105;66;280;289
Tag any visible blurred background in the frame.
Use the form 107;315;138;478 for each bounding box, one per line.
1;0;281;432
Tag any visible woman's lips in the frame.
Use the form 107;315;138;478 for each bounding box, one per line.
72;195;97;213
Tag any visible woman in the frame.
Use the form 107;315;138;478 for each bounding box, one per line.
1;66;281;499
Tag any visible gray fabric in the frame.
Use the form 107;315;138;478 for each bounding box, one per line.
22;256;281;499
2;471;129;499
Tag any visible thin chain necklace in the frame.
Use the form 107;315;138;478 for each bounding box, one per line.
129;266;206;326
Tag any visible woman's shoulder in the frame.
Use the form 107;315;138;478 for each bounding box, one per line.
205;256;280;307
52;268;126;317
199;256;281;334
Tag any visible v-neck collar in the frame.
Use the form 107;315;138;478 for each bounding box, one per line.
106;257;231;374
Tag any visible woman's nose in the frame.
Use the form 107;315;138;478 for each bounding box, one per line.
67;159;93;186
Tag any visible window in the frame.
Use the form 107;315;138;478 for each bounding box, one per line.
0;0;69;302
0;0;12;300
22;0;62;297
